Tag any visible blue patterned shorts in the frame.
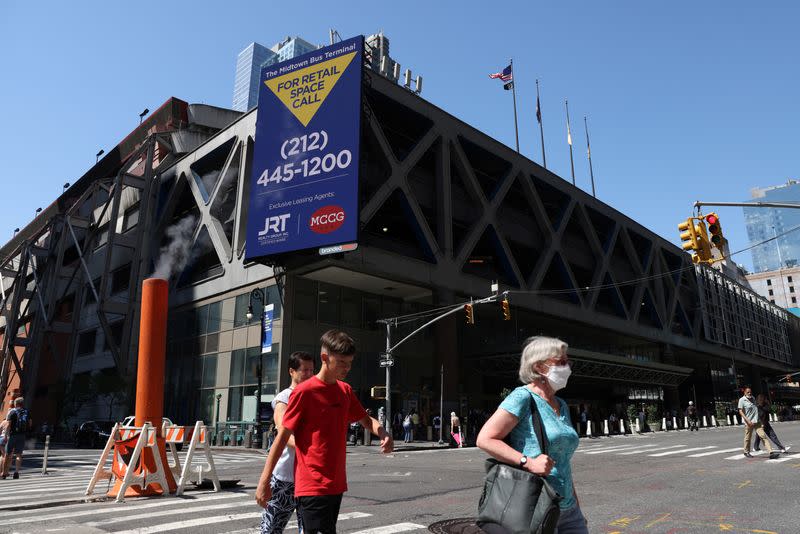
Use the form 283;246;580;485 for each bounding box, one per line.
261;475;302;534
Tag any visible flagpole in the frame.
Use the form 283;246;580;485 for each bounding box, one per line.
536;79;546;169
566;99;575;186
584;115;596;197
510;58;520;152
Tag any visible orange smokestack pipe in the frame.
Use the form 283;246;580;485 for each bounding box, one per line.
110;277;176;497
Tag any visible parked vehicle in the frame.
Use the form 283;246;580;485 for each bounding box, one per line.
74;421;116;448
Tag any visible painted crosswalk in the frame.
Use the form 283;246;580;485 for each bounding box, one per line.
577;440;797;463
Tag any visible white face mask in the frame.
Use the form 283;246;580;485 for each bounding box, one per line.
543;363;572;391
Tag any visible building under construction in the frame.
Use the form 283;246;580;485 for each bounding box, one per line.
3;53;799;432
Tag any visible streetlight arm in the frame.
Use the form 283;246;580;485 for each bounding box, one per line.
694;201;800;211
384;294;499;354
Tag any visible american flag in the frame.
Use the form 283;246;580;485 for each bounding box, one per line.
488;64;513;82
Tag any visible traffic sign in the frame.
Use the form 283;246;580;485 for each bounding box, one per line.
379;359;394;368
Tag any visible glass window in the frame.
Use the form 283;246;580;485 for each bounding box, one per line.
793;297;797;304
341;288;361;327
202;354;217;388
205;333;219;353
771;299;775;304
318;283;340;325
230;349;246;386
227;386;244;421
294;278;317;321
123;207;139;232
789;276;794;283
77;330;96;355
363;296;380;330
234;294;249;327
791;287;795;293
767;279;772;286
207;302;222;333
769;289;774;296
111;264;131;293
198;389;216;425
196;305;209;335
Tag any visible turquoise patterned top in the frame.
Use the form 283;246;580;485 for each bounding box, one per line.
499;386;580;510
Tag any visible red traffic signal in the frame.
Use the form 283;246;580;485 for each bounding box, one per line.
464;303;475;325
705;213;724;247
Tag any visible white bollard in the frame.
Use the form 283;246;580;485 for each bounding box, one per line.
673;416;678;430
684;416;689;429
603;420;609;435
41;435;50;476
662;417;667;431
635;418;641;433
726;415;732;426
620;419;625;434
711;415;717;427
585;421;592;437
702;416;708;428
771;413;776;422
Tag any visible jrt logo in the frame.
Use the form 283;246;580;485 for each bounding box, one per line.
258;214;291;236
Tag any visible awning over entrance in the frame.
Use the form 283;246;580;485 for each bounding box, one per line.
469;347;694;387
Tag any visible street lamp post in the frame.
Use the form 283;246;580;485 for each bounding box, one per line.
95;149;104;163
215;393;222;437
246;288;265;448
139;108;150;125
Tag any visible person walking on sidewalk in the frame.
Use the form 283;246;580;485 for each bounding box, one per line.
255;330;393;534
260;351;314;534
754;394;787;454
2;397;31;479
738;387;778;459
687;401;699;431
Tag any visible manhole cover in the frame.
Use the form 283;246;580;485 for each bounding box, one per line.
428;518;484;534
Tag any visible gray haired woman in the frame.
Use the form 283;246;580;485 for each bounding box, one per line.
476;336;587;534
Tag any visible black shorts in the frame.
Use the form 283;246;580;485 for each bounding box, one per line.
297;494;343;533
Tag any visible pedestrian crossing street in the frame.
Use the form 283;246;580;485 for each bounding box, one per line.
576;440;796;463
2;450;428;533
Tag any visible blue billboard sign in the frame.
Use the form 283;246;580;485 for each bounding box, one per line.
261;304;274;354
245;36;363;260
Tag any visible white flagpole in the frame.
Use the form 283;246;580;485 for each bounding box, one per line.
566;99;575;186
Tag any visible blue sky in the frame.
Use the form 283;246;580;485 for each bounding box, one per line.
1;1;798;271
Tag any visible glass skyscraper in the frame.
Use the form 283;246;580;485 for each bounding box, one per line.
744;179;800;272
232;37;318;112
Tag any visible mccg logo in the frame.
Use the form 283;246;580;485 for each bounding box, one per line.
309;205;345;234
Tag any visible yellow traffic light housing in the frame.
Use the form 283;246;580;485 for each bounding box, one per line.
464;303;475;325
678;217;714;264
705;212;725;250
501;298;511;320
678;218;698;252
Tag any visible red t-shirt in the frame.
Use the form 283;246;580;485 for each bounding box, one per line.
281;376;367;496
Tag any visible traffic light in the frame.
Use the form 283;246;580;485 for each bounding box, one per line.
705;213;724;248
678;218;698;253
370;386;387;399
464;303;475;325
501;298;511;321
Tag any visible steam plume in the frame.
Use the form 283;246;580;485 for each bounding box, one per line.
152;215;197;280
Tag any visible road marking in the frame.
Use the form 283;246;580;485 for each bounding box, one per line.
644;513;670;528
648;446;716;457
0;482;87;497
765;455;796;463
350;523;426;534
583;445;651;454
85;500;262;527
2;492;245;523
687;447;741;457
725;451;766;460
618;445;686;455
737;480;752;489
367;472;411;477
223;512;371;534
113;511;371;534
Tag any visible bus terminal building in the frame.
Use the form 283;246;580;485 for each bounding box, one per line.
2;42;799;431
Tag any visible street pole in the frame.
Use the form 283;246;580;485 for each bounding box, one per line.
215;393;221;436
254;357;263;448
385;321;392;438
439;364;444;444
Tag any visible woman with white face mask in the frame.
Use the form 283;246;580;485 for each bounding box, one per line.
477;336;587;534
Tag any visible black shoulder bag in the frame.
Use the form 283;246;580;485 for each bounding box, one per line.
477;394;562;534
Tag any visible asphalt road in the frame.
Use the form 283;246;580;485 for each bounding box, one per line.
3;422;800;533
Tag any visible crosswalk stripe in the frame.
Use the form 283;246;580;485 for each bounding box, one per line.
4;492;246;524
112;510;372;534
648;446;716;457
350;523;427;534
0;482;87;497
765;455;796;463
224;512;372;534
687;447;741;457
583;445;649;454
618;445;686;455
84;500;257;527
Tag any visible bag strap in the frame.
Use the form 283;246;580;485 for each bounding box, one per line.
528;392;549;456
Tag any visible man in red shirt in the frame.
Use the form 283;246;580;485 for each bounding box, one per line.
255;329;393;533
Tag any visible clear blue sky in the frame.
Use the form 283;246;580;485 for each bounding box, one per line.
2;1;799;271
